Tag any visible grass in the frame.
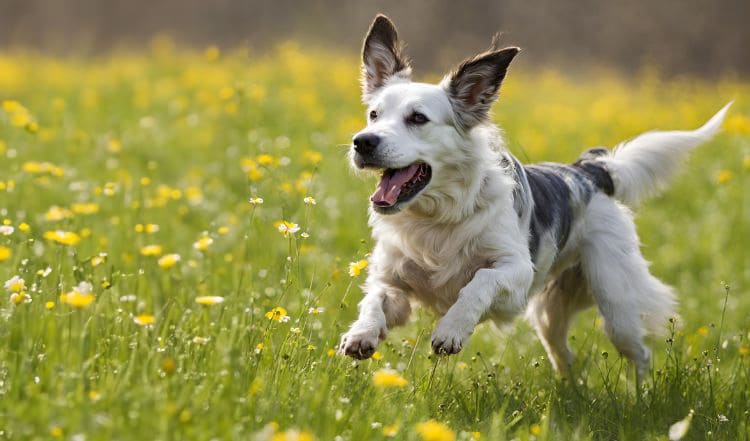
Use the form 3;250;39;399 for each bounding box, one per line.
0;42;748;440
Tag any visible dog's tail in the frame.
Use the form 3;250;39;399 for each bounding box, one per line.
598;102;732;206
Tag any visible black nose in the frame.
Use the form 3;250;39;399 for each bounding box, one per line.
352;133;381;155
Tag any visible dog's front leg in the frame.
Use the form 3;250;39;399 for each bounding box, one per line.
340;277;411;360
432;261;533;355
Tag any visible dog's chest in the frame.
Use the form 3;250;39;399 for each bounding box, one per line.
378;223;495;314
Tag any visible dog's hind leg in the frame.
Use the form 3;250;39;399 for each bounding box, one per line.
580;194;676;381
527;265;593;374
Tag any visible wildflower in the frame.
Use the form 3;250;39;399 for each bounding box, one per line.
37;267;52;277
265;306;290;322
88;390;101;402
4;276;25;292
276;220;300;238
91;253;107;267
134;314;156;326
349;259;368;277
18;222;30;232
697;326;709;337
135;223;160;233
60;282;95;309
717;169;733;184
303;196;317;205
372;351;383;361
327;348;337;357
255;343;264;354
193;236;213;251
308;306;325;315
140;244;163;256
50;426;63;437
192;336;210;344
256;154;276;166
158;253;181;269
195;296;225;306
0;225;13;235
0;246;10;261
470;432;481;440
204;45;220;61
530;424;542;435
71;203;100;215
303;150;322;165
45;301;55;310
217;226;230;235
44;230;81;246
739;346;749;356
248;197;265;205
10;292;30;305
383;424;400;437
415;420;455;441
372;369;408;388
669;409;694;440
44;206;73;221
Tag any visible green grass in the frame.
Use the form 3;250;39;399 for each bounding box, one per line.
0;45;748;440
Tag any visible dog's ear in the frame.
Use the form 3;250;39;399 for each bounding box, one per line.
361;15;412;103
442;46;519;131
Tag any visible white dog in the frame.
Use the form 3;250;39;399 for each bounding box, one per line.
339;14;731;379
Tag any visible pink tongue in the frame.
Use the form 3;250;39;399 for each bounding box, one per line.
371;164;421;206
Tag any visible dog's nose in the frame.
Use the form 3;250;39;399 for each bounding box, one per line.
352;133;381;155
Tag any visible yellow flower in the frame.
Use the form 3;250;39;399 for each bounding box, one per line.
717;169;733;184
18;222;30;232
140;244;163;256
303;196;317;205
44;206;73;221
725;114;750;135
134;314;156;326
303;150;322;165
158;253;181;269
372;369;408;388
265;306;290;322
43;230;81;246
383;424;400;437
530;424;542;435
71;202;100;215
50;426;63;437
348;259;368;277
91;253;107;267
10;292;30;305
195;296;225;306
470;432;481;440
415;420;455;441
327;348;336;357
276;220;300;237
0;246;10;261
60;282;95;308
88;390;101;402
256;154;276;166
45;301;55;310
372;351;383;361
193;236;213;251
739;346;749;356
217;226;230;235
697;326;709;337
204;45;220;61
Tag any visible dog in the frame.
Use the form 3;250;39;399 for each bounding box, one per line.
338;14;731;379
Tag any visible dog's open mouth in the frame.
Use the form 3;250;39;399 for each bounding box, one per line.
370;162;432;209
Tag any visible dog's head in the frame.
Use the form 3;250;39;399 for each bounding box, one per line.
351;14;519;215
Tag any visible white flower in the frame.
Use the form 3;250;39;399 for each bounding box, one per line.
0;225;14;236
4;276;25;293
73;281;94;294
669;409;694;440
303;196;317;205
248;197;264;205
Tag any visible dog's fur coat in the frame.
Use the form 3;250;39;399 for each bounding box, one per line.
339;15;731;377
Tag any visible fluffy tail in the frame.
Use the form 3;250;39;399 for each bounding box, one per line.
601;102;732;206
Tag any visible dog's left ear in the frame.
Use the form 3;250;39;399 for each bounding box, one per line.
442;46;519;131
361;15;412;103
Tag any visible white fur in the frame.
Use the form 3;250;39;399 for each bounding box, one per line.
603;102;732;206
339;15;730;377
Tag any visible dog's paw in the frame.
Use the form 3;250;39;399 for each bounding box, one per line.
431;321;472;355
339;324;384;360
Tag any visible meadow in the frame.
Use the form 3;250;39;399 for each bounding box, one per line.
0;40;748;440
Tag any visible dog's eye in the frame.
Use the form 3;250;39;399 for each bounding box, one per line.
406;111;429;125
369;110;378;121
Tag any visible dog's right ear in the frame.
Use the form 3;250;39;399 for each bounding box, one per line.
361;15;412;103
